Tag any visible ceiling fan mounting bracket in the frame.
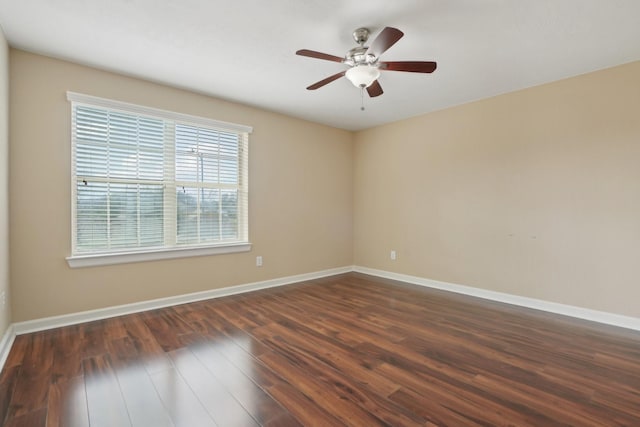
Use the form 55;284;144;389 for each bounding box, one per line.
352;28;370;45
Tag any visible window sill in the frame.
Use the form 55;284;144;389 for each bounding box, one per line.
66;243;252;268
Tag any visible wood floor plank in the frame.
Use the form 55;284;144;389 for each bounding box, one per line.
20;331;55;380
51;326;84;383
168;347;259;427
46;376;89;427
106;336;141;369
206;337;344;426
251;318;399;396
258;331;427;426
141;309;194;352
1;272;639;426
473;372;630;427
261;382;340;427
83;354;132;427
0;365;20;424
115;366;175;427
187;341;295;426
149;368;217;427
3;407;47;427
381;361;553;426
6;372;50;419
121;316;174;374
3;335;28;370
202;342;341;427
258;349;389;427
80;321;109;359
104;334;175;427
261;410;302;427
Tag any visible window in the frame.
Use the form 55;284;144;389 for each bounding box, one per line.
67;92;251;267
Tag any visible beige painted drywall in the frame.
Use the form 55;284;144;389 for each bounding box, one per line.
8;47;640;324
354;61;640;318
0;30;10;335
9;49;353;322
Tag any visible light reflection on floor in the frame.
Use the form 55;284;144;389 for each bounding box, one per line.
72;334;261;427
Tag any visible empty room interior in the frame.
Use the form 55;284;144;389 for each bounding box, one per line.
0;1;639;426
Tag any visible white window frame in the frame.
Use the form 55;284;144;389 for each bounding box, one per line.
66;92;252;268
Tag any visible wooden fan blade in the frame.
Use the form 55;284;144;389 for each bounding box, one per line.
366;27;404;58
296;49;344;63
380;61;437;73
367;80;383;97
306;71;346;90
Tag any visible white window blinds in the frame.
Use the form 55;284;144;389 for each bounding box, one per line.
175;124;244;244
69;93;250;257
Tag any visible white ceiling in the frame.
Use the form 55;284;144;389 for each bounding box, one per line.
1;0;639;131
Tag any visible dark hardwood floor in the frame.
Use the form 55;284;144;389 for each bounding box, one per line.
1;272;639;426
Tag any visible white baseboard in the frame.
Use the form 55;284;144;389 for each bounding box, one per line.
12;266;352;335
354;266;640;332
3;264;638;374
0;323;15;370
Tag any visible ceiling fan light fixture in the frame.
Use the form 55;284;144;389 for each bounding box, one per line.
345;65;380;88
296;26;436;97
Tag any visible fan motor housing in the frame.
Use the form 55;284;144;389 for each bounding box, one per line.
352;27;370;44
345;46;376;66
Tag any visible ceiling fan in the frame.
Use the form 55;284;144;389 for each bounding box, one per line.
296;27;437;99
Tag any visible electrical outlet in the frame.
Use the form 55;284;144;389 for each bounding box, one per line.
390;250;397;260
256;256;263;267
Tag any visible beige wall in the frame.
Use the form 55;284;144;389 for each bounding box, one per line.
354;61;640;318
0;30;10;335
8;48;640;324
9;50;353;322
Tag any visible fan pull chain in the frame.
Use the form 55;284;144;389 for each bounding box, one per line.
360;87;365;111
